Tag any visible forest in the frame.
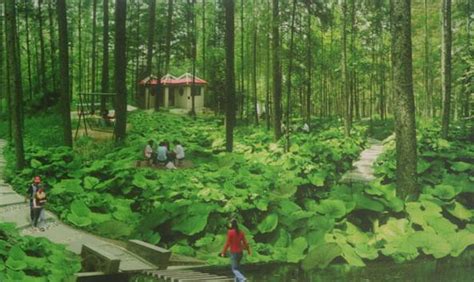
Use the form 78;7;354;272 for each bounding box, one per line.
0;0;473;281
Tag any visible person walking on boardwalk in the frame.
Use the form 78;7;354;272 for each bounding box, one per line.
25;176;42;221
220;219;251;282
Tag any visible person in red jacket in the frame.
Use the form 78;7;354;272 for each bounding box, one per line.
220;219;251;282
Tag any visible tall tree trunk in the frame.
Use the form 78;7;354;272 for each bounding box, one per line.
306;5;312;123
101;0;109;112
190;0;197;117
78;0;83;95
5;0;25;169
266;0;271;131
134;0;141;103
57;0;73;147
423;0;433;118
165;0;173;74
272;0;282;140
201;0;206;79
252;4;258;125
285;0;297;150
391;0;418;199
240;0;245;120
91;0;98;94
38;0;47;96
47;0;58;96
441;0;452;139
224;0;235;152
114;0;127;142
24;0;33;101
342;0;351;137
0;8;4;114
146;0;156;75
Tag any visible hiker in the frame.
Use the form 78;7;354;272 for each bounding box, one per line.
156;142;168;165
220;219;251;282
174;140;185;166
32;187;47;231
25;176;42;222
144;140;154;164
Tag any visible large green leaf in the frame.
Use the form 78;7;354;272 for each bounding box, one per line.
83;176;100;190
409;231;451;258
449;230;474;257
5;246;27;271
447;202;472;221
95;220;133;238
308;171;327;187
450;161;472;172
70;199;91;218
315;199;347;219
257;213;279;234
67;213;92;227
172;213;210;236
287;237;308;263
301;243;342;270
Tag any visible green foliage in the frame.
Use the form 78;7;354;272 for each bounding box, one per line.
4;112;472;269
0;223;80;279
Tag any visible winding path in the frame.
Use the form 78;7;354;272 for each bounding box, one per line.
340;138;385;184
0;139;156;272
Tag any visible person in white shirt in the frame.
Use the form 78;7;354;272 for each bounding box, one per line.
144;140;154;164
174;140;185;166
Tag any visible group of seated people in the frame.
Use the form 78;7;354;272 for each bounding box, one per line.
144;140;185;169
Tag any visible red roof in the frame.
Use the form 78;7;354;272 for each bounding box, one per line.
139;73;207;86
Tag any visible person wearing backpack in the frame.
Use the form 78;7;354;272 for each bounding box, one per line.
220;219;251;282
32;187;47;231
25;176;42;222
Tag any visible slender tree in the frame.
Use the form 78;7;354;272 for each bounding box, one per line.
164;0;173;74
224;0;235;152
441;0;452;139
57;0;73;147
146;0;156;75
24;0;33;101
5;0;26;169
342;0;351;137
101;0;109;112
286;0;297;150
306;3;312;124
37;0;47;96
91;0;98;94
391;0;418;199
423;0;433;118
252;3;258;125
272;0;282;140
47;0;58;96
190;0;197;117
114;0;127;142
0;8;4;114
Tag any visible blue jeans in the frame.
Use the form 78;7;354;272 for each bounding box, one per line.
230;252;246;282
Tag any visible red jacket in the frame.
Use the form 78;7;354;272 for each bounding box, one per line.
222;229;249;254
